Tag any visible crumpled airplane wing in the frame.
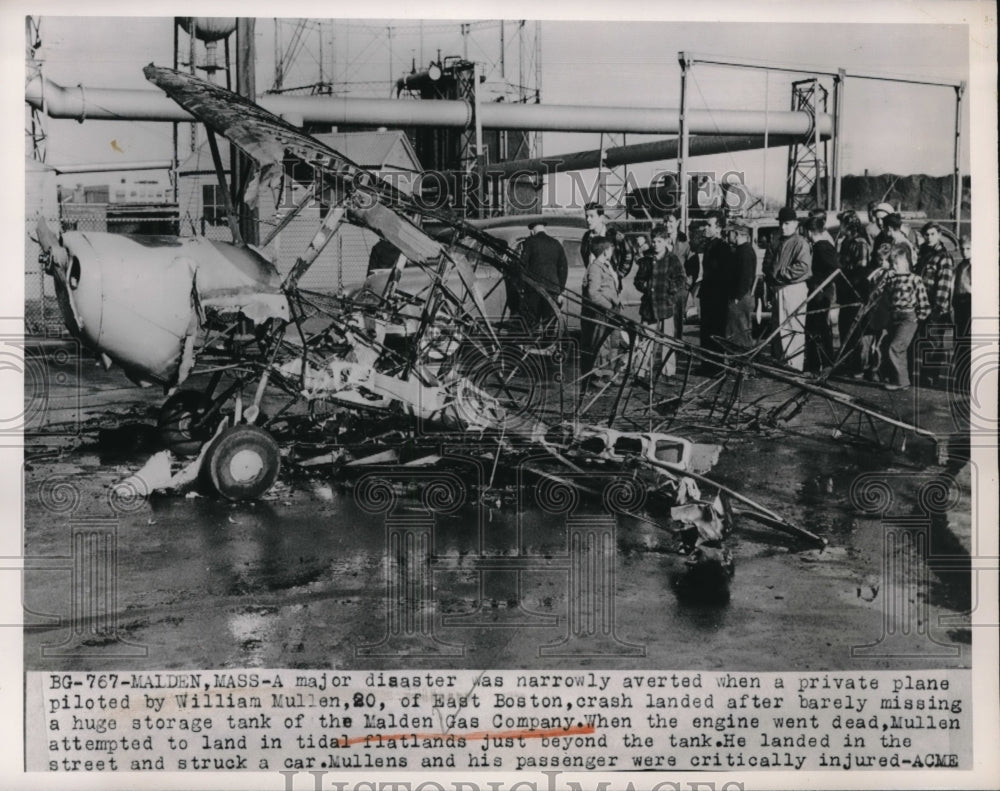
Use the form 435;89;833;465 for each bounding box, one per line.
143;64;442;264
145;64;360;194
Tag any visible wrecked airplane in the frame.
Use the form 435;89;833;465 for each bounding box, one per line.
38;65;946;575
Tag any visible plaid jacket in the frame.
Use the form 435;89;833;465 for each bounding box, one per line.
885;271;931;321
635;252;686;322
915;242;955;316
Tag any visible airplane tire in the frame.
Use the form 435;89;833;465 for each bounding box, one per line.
202;424;281;501
157;390;213;457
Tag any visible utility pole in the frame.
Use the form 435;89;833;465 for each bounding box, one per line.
677;52;691;230
234;18;258;245
953;81;966;233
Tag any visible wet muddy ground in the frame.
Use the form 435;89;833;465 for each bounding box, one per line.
22;339;975;672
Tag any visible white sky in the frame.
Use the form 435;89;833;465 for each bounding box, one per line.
25;13;971;204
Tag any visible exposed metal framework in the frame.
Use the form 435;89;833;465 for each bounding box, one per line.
599;131;630;219
785;78;829;210
25;16;46;163
676;52;966;230
265;19;542;217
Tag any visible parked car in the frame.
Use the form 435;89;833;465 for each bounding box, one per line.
352;214;643;333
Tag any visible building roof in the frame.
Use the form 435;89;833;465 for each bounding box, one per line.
314;130;421;172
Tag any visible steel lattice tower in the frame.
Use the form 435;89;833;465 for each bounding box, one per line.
26;16;47;163
785;78;830;210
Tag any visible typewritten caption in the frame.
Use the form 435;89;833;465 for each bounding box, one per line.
27;670;970;772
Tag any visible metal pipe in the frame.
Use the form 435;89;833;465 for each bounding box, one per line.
236;18;258;246
762;71;769;212
172;20;179;203
683;52;841;78
953;81;965;231
25;74;832;136
187;18;196;153
48;160;173;174
813;79;823;208
487;133;808;178
684;51;963;89
475;102;831;135
678;52;691;230
832;69;845;211
473;62;485;215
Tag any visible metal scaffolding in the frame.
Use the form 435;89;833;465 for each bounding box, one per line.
598;131;630;219
25;16;47;163
265;19;542;218
675;51;966;230
785;78;829;211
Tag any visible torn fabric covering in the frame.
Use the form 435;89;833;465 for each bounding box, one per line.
242;160;285;210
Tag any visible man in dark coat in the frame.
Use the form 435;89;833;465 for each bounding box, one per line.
725;223;757;349
518;218;569;331
664;210;695;339
804;215;839;371
835;210;874;377
698;211;731;360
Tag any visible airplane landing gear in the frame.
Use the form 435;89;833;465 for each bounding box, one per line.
201;424;281;501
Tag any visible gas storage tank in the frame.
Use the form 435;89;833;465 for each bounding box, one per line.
175;18;237;42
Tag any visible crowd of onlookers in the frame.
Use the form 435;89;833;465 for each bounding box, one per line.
518;201;971;394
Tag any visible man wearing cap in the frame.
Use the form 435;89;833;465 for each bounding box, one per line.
868;202;896;266
518;218;569;331
763;207;812;370
725;223;757;349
